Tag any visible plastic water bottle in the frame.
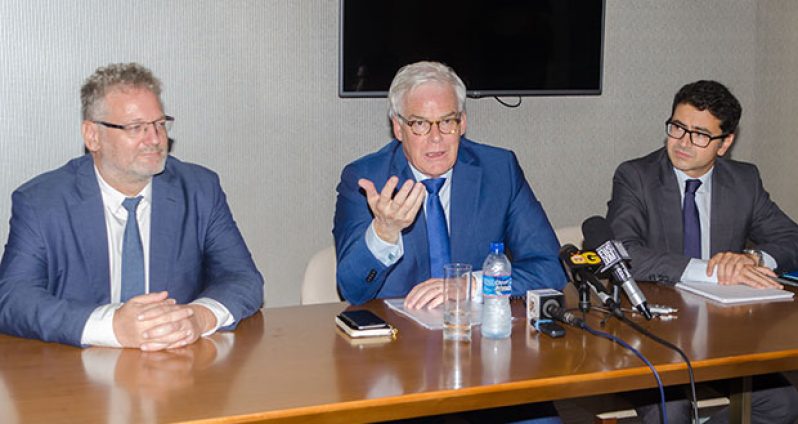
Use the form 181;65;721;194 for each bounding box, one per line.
481;242;512;339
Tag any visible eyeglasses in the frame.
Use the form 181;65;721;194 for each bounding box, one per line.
397;113;461;136
93;116;174;138
665;120;728;148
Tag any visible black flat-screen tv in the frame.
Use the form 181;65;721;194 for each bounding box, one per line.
339;0;604;98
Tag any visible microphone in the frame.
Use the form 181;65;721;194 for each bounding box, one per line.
582;216;653;320
559;244;601;312
544;303;586;328
559;244;602;274
526;289;567;338
560;244;622;312
582;271;618;309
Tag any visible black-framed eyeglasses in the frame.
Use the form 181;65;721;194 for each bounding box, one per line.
665;120;728;148
93;116;174;138
397;113;461;136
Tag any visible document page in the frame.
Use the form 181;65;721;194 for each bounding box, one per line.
676;281;794;304
383;299;482;330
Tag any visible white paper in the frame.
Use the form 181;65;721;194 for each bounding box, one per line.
383;298;483;330
676;281;794;304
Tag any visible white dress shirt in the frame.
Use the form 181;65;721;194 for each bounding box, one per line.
80;167;232;347
675;168;777;283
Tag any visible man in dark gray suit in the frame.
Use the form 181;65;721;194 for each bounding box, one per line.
609;80;798;287
607;80;798;423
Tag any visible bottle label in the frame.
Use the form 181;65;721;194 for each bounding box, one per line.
483;275;511;297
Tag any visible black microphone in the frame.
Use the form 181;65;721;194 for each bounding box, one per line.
560;244;600;312
582;216;653;320
582;271;619;309
560;244;622;312
560;244;586;310
544;303;585;328
559;244;603;276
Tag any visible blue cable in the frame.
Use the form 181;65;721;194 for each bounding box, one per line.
578;321;668;423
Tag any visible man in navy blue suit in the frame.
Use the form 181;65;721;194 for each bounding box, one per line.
333;61;565;310
0;63;263;349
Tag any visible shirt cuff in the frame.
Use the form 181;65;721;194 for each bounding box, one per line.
190;298;233;336
680;258;719;284
81;303;124;347
365;222;403;266
761;251;778;269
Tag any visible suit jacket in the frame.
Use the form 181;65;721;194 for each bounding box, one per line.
0;155;264;346
607;147;798;282
333;138;566;305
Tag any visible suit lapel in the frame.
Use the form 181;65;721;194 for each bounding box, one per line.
72;157;111;303
709;161;733;255
656;150;684;253
149;161;183;294
450;141;481;263
390;143;430;289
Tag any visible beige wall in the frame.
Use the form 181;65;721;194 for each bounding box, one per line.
0;0;795;307
752;1;798;218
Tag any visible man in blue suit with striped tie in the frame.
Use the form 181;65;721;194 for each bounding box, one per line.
333;61;565;310
0;63;263;350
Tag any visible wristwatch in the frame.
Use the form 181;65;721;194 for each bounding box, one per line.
743;249;764;267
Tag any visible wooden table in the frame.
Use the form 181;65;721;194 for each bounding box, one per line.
1;283;797;423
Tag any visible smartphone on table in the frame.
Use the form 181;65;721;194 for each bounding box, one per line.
336;310;395;338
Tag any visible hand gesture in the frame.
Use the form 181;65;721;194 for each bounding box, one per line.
359;176;426;244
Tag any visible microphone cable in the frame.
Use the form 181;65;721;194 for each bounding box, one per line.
550;308;669;424
576;266;698;423
615;311;699;424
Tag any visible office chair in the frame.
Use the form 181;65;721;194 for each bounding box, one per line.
300;245;342;305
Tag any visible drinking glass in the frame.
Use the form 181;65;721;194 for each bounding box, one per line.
443;263;472;342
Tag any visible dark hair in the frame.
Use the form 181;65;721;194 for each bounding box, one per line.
671;80;742;134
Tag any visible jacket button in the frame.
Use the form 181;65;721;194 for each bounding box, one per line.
366;269;377;283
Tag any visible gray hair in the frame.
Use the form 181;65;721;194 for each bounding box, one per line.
388;61;466;119
80;63;162;120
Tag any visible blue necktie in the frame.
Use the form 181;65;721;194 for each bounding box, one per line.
683;179;702;259
422;178;450;278
121;196;145;302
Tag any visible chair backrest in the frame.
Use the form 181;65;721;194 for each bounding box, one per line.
300;245;341;305
555;225;583;248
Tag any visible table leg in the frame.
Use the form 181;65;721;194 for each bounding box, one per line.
728;376;752;424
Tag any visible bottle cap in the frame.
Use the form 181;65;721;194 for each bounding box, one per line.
490;242;504;254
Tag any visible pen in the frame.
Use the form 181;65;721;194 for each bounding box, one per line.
649;305;678;315
776;277;798;288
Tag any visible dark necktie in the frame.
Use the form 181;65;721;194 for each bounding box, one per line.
683;179;702;259
422;178;450;278
121;196;145;302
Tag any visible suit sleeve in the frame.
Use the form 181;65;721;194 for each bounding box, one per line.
745;168;798;273
503;153;567;293
0;191;96;346
607;163;690;282
333;165;396;305
195;177;264;329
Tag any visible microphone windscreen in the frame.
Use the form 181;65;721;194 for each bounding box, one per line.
582;216;614;251
559;244;579;257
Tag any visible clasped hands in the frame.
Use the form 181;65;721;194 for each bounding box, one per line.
707;251;781;289
113;291;217;351
360;176;444;310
